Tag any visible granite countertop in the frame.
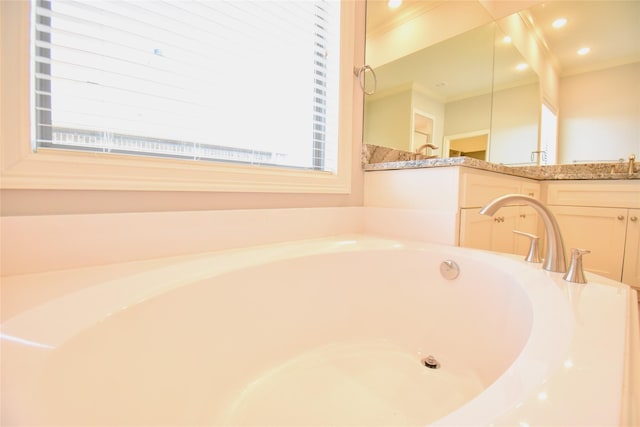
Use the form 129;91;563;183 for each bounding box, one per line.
362;144;640;181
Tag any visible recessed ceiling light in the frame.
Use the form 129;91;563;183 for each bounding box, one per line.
503;36;512;44
552;18;567;28
388;0;402;9
516;63;529;71
577;47;591;55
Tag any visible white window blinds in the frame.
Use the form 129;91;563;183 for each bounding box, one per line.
31;0;341;171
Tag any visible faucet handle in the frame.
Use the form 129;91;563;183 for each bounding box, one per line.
563;248;591;284
512;230;542;263
629;153;638;175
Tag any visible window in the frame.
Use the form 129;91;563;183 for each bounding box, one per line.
540;101;558;165
0;1;359;193
32;0;339;171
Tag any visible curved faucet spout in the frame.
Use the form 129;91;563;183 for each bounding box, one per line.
479;194;567;273
417;143;439;152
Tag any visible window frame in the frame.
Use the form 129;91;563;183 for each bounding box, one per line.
1;0;358;193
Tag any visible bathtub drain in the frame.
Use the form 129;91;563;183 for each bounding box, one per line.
421;355;440;369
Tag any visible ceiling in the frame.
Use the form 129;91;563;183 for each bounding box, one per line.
525;1;640;76
366;0;640;99
369;22;516;101
366;0;442;36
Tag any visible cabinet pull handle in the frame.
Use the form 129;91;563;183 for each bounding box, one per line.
519;214;526;219
528;192;534;197
617;215;625;220
631;216;638;222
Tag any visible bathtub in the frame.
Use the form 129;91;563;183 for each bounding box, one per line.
1;235;638;425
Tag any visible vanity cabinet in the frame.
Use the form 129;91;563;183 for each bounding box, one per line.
363;166;540;256
544;181;640;291
460;169;539;206
459;206;538;255
363;166;638;294
550;206;628;280
458;169;540;256
622;209;640;287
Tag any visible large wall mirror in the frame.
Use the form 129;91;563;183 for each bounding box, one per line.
363;0;640;166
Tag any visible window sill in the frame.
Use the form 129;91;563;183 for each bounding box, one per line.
1;147;352;193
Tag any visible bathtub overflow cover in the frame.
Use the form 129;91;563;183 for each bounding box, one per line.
440;260;460;280
421;355;440;369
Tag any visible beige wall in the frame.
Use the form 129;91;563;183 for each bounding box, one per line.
0;188;364;216
363;89;412;151
444;93;492;137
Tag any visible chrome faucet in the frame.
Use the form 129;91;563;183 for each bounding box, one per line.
563;248;590;283
479;194;567;273
412;143;440;160
629;154;637;176
417;143;439;152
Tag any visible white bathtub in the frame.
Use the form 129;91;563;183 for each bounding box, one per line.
1;235;638;425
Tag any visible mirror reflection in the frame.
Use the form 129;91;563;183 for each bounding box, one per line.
363;0;640;166
488;24;540;165
363;14;496;159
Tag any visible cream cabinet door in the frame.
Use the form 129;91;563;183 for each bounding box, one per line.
622;209;640;288
459;206;518;254
460;208;493;251
550;205;628;281
514;206;540;257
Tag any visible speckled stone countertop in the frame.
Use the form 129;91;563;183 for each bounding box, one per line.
362;144;640;180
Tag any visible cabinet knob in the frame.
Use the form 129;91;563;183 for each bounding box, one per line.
631;216;638;222
617;215;625;220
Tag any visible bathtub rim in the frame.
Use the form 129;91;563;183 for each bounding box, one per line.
1;234;636;425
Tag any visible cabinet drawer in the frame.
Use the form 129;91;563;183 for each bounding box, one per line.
521;182;540;199
460;170;539;208
546;181;640;208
